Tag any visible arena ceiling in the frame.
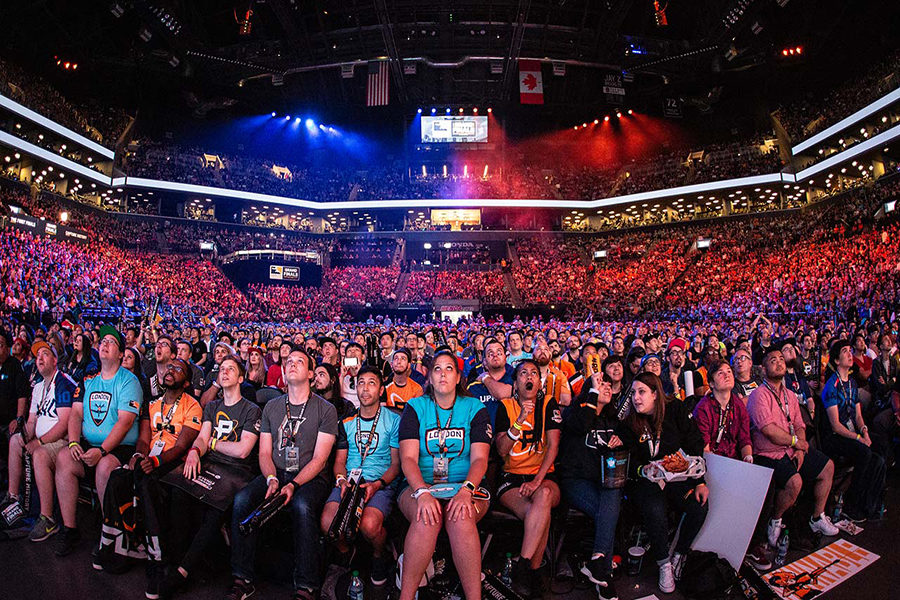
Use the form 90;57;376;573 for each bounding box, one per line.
2;0;896;120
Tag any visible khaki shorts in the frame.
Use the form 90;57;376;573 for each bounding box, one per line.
35;437;69;468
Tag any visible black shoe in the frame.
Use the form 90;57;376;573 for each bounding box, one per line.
55;526;81;557
92;544;129;574
510;558;533;599
370;553;391;586
596;577;619;600
160;569;188;599
580;556;610;585
224;578;255;600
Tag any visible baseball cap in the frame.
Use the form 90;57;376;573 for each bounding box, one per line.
99;325;125;352
31;340;58;359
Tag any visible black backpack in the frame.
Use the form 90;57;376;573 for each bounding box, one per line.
679;550;739;600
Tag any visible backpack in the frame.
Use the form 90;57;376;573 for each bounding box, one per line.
679;550;739;600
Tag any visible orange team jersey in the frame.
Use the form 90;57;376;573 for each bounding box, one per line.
494;395;563;475
552;358;576;379
569;372;586;398
147;393;202;454
542;366;571;403
384;378;424;411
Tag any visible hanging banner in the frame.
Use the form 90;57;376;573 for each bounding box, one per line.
519;60;544;105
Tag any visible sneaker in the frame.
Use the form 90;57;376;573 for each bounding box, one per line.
671;552;686;581
28;514;59;542
370;553;391;586
510;557;534;599
744;542;773;571
766;518;784;548
809;514;839;537
658;561;676;594
580;555;610;585
224;578;255;600
595;578;619;600
92;544;105;571
55;526;81;557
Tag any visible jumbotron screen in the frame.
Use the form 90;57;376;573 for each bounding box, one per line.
421;116;488;143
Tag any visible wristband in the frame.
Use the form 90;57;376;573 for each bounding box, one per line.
860;425;868;433
150;455;160;468
335;474;347;484
856;434;861;441
209;437;218;452
790;435;797;448
212;380;221;389
68;441;80;449
132;452;145;461
463;480;477;493
376;477;387;488
188;447;200;458
100;447;109;457
507;428;521;441
743;455;754;463
412;487;433;499
284;480;296;491
512;420;524;431
266;474;279;486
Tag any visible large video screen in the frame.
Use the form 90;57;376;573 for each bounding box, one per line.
421;116;488;143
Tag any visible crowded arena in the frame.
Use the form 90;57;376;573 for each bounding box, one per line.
1;2;899;600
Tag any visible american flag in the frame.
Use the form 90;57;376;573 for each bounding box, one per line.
366;60;389;106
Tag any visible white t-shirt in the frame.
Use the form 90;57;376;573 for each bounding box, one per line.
30;371;78;438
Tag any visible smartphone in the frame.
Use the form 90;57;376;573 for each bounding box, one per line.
343;357;359;368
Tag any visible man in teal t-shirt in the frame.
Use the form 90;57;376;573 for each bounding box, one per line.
54;325;143;557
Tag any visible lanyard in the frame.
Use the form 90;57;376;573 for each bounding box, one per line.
355;406;382;468
283;397;309;442
763;381;794;436
37;371;58;416
714;398;732;448
430;398;455;456
157;395;181;434
642;424;660;458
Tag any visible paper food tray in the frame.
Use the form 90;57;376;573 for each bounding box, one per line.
642;450;706;482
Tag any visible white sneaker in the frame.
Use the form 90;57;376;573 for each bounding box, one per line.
658;561;676;594
671;552;687;581
810;514;839;537
767;518;783;548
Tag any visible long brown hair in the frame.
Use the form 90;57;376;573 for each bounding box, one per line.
627;371;667;438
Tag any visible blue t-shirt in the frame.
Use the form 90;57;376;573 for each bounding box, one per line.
78;368;143;447
398;395;492;485
507;351;533;366
821;374;858;433
337;407;401;481
465;364;514;426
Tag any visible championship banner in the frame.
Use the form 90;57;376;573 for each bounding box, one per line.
766;539;879;599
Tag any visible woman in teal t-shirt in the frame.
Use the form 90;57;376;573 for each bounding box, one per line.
396;351;492;600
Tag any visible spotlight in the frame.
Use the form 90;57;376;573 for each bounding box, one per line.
487;108;492;113
305;118;315;127
616;112;622;118
417;108;422;114
593;119;599;124
582;122;588;128
473;107;478;114
431;108;437;114
459;107;464;113
627;109;633;115
445;108;451;114
574;126;579;130
285;115;291;120
604;116;610;122
271;112;277;117
295;117;301;122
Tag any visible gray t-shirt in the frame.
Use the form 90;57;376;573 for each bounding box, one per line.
260;392;338;478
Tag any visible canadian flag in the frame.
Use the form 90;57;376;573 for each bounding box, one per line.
519;59;544;105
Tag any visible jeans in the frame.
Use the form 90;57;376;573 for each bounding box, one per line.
231;472;330;591
632;478;708;563
560;478;622;574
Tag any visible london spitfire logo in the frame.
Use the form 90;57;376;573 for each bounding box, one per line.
425;427;466;456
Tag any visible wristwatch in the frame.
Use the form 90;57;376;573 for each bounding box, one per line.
462;480;477;494
99;447;109;457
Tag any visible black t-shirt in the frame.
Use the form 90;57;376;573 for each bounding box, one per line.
203;397;262;468
0;356;30;424
192;341;208;365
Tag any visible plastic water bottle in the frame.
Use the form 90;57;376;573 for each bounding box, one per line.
349;570;364;600
500;553;514;586
832;493;844;522
774;529;789;567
